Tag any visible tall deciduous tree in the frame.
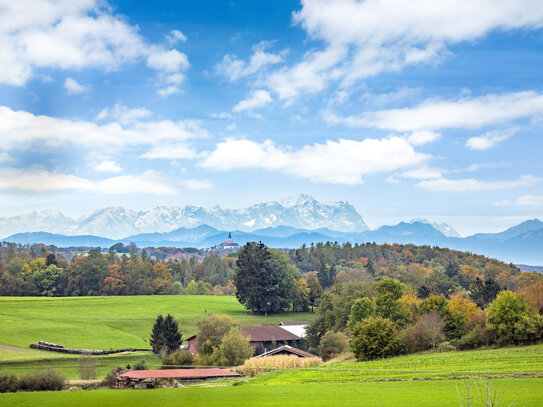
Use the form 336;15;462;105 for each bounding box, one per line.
234;242;295;314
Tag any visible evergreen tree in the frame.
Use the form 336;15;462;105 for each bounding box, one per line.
150;314;165;354
149;314;182;355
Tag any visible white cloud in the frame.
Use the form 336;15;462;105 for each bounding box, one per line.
141;144;197;160
417;175;539;192
210;112;234;119
0;1;189;95
200;136;428;184
216;41;283;81
407;131;441;146
181;179;213;190
0;166;177;194
96;104;152;125
166;29;187;44
268;0;543;100
0;106;207;154
64;77;88;94
516;195;543;206
401;167;443;180
465;128;517;150
232;90;272;112
0;152;16;162
226;123;237;131
324;91;543;132
94;160;122;173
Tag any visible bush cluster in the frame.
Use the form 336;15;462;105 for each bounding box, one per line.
1;368;65;393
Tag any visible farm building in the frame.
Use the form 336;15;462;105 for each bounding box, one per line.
252;345;318;358
116;368;240;388
240;326;303;355
185;325;307;356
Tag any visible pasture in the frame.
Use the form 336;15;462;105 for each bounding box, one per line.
0;295;313;377
1;379;543;406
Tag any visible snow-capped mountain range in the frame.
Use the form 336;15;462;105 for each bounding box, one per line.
0;195;371;239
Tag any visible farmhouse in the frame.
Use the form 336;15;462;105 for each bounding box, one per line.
252;345;318;358
116;368;240;388
185;324;307;356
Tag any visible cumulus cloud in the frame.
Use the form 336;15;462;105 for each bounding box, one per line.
96;104;152;125
465;128;517;150
262;0;543;100
166;29;187;44
0;0;189;95
94;160;122;173
417;175;539;192
232;90;272;112
0;166;177;194
64;77;88;94
324;92;543;132
200;136;428;184
0;106;207;153
216;41;283;81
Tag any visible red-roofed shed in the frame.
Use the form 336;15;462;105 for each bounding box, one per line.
116;368;240;388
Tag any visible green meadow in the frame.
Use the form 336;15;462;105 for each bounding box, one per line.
2;379;543;407
0;295;313;377
1;295;543;406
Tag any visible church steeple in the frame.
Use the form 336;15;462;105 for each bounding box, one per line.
228;232;232;240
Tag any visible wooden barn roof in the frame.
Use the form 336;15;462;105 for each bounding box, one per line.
240;326;300;342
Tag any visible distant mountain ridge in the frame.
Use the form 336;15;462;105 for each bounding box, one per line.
0;195;368;239
5;219;543;265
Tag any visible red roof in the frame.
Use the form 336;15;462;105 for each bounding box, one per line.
253;345;318;358
118;368;240;380
241;326;300;342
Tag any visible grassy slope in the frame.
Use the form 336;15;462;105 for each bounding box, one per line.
0;295;313;378
252;344;543;384
2;379;543;407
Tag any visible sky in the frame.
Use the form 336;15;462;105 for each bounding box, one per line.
0;0;543;235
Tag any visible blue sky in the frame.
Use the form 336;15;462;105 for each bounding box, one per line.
1;0;543;235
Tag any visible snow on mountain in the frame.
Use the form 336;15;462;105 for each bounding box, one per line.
0;195;368;239
410;218;461;238
0;211;76;239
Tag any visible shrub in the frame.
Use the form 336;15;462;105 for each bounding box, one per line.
133;360;147;370
78;353;98;380
407;311;446;351
487;291;540;345
0;374;18;393
350;317;403;361
162;351;194;368
18;368;65;392
211;328;253;367
456;326;488;350
101;367;123;389
241;355;321;377
318;331;349;361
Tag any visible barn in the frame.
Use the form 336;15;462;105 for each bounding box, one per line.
116;368;241;388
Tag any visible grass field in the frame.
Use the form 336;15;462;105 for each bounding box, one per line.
2;295;543;406
2;379;543;406
0;295;313;378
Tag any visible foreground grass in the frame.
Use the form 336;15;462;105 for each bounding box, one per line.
252;344;543;384
2;379;543;406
